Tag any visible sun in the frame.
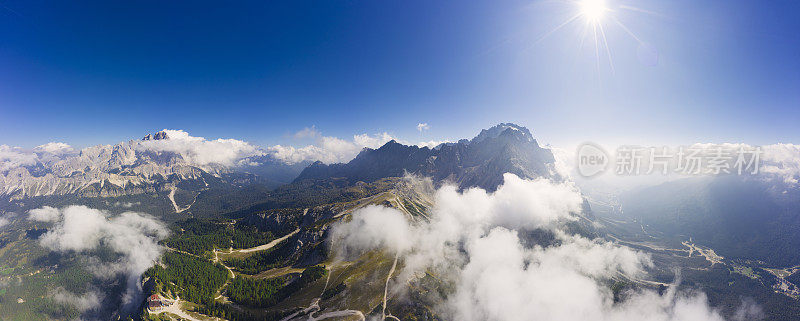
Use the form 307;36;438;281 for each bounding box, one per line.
579;0;608;22
529;0;653;73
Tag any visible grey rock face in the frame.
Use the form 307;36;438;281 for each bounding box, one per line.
141;131;169;141
0;131;302;200
294;123;561;191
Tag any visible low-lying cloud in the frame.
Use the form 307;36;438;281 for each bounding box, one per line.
51;288;103;313
558;143;800;195
1;128;454;179
138;129;265;167
331;173;733;321
0;145;39;173
34;142;75;155
28;205;168;314
269;127;396;164
0;212;14;229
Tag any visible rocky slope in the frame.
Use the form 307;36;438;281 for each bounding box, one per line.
294;123;561;191
0;131;306;201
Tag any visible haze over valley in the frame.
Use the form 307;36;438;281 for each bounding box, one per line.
2;0;799;319
1;124;799;320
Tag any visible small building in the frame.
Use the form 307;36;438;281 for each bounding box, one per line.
147;294;171;312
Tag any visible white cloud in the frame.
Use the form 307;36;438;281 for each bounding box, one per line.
354;132;395;149
417;123;430;132
558;143;800;195
731;298;764;321
330;205;414;257
0;211;14;229
293;126;321;139
676;143;800;187
758;143;800;185
0;145;39;172
0;128;454;177
416;140;451;149
549;146;575;179
34;142;75;155
112;201;141;208
28;206;62;222
269;126;462;164
27;205;168;313
268;131;397;164
52;288;103;312
137;129;264;167
332;173;729;321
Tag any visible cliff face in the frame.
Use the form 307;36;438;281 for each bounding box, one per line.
1;124;560;201
0;131;303;201
1;141;211;200
295;123;560;191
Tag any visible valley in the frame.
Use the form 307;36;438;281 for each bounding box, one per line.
595;207;800;319
2;124;800;321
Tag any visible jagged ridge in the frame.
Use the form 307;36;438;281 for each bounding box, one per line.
294;123;560;191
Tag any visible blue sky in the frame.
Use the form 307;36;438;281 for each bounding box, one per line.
1;0;798;149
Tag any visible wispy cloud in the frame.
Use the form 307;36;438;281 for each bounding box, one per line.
34;142;74;155
51;288;103;312
28;205;168;314
0;145;39;172
138;129;265;167
269;129;396;164
417;123;430;132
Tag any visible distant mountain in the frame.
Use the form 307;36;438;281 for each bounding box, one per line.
620;175;800;266
294;123;561;191
0;131;307;203
1;124;561;216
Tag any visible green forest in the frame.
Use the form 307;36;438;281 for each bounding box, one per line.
144;251;229;303
164;218;275;255
223;235;300;274
228;266;327;308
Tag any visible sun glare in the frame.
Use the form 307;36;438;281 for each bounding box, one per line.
579;0;607;22
532;0;650;73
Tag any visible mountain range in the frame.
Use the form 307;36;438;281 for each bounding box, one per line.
0;131;307;202
296;123;561;190
3;124;800;321
1;123;560;211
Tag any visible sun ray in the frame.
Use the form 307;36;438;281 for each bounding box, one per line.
530;13;583;48
579;22;591;50
611;15;643;44
593;24;601;74
598;22;615;74
618;5;665;18
529;0;653;72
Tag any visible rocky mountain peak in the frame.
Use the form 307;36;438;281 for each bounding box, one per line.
470;123;534;145
294;122;558;191
142;131;169;141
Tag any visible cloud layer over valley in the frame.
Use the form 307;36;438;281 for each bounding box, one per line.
331;173;747;321
28;205;169;315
